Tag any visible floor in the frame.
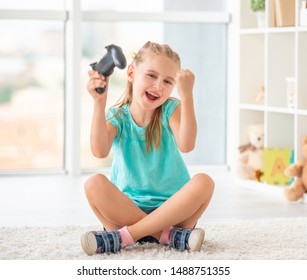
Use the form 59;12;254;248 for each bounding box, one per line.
0;169;306;227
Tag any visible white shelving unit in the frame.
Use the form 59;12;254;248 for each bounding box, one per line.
239;0;307;159
237;0;307;198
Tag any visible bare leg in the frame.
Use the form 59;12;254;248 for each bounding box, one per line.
127;173;214;241
85;174;146;229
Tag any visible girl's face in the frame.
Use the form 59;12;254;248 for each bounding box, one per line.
128;53;179;112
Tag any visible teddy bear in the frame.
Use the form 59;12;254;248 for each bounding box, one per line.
283;136;307;201
236;123;264;181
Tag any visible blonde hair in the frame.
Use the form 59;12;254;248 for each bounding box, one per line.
112;41;181;153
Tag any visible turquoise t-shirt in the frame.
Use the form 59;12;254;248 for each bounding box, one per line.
106;98;190;212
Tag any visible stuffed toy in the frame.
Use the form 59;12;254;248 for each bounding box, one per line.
255;85;265;103
236;123;264;181
284;136;307;201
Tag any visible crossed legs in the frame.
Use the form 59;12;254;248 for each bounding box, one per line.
84;173;214;242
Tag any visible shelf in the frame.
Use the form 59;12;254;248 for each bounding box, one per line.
266;106;297;114
239;103;266;111
240;28;266;34
236;0;307;196
297;27;307;32
240;27;305;34
240;104;307;115
267;27;297;33
297;109;307;116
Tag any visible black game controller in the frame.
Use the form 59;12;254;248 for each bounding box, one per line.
90;44;127;94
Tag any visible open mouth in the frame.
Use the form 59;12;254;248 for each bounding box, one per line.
145;91;159;101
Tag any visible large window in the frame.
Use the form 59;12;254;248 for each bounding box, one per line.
0;20;65;171
0;0;229;174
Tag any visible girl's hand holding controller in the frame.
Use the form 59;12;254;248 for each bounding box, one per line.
87;70;109;103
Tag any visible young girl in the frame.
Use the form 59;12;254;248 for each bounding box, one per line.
81;41;214;255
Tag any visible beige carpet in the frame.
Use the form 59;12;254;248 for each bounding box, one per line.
1;217;306;260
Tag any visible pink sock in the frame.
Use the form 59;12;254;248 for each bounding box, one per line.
159;227;173;245
118;226;135;248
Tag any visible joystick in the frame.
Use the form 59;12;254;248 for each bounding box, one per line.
90;44;127;94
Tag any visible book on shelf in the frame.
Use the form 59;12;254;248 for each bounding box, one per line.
274;0;295;27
